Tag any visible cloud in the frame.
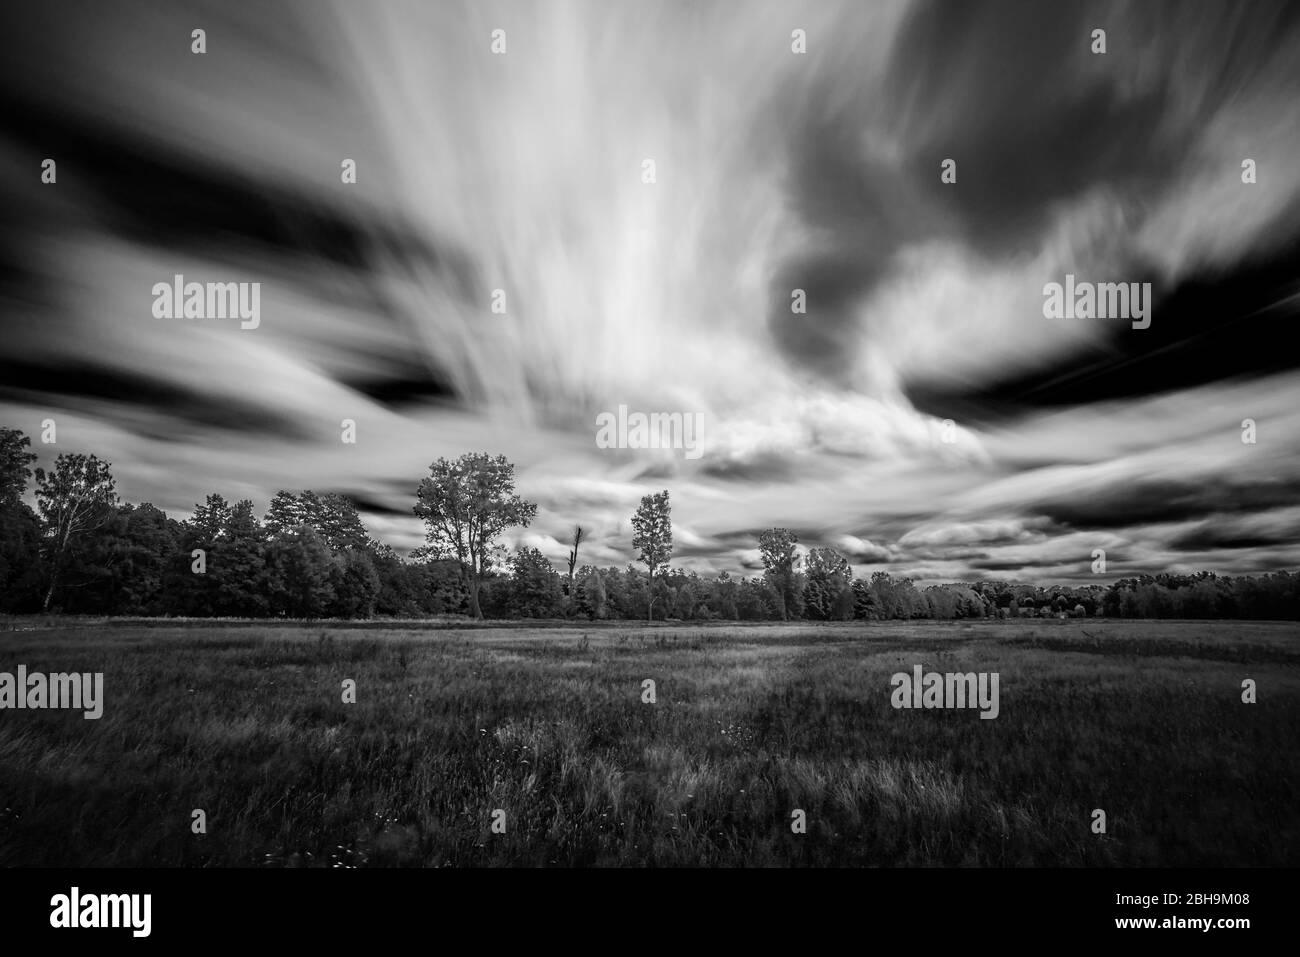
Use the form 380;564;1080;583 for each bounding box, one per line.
832;535;893;563
2;0;1298;587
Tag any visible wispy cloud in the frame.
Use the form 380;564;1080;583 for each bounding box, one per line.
2;0;1298;583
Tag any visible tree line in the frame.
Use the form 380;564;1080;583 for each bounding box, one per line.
2;427;1297;620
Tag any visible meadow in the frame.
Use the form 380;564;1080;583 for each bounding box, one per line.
0;618;1295;867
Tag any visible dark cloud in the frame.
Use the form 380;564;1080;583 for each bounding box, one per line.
1167;520;1300;553
907;237;1300;420
882;0;1182;253
343;493;411;518
699;453;797;484
0;83;482;413
967;558;1069;573
765;118;916;381
1033;478;1300;530
0;358;313;441
344;367;458;409
771;0;1300;395
0;93;436;277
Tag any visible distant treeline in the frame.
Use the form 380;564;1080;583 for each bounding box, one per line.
2;427;1298;620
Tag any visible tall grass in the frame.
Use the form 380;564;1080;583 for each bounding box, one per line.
0;620;1294;866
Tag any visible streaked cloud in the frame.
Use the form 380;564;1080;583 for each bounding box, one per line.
2;0;1298;584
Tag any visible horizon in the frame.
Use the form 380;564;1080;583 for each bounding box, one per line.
5;443;1297;591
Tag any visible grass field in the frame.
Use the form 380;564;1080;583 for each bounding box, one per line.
0;618;1296;867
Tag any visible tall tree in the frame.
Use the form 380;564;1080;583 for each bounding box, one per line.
34;454;117;611
804;546;853;620
758;527;801;620
0;427;38;506
0;427;43;612
509;546;564;618
108;503;182;615
575;565;607;620
631;490;672;621
190;493;233;542
314;493;372;551
264;490;309;537
566;525;584;598
413;453;537;619
0;501;43;613
212;500;269;616
266;525;335;618
708;570;739;620
265;490;371;551
851;578;879;620
327;547;381;618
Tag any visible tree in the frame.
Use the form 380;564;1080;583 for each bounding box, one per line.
0;499;43;613
394;551;469;616
565;525;584;601
0;427;38;506
177;494;268;616
508;546;564;617
708;570;739;620
212;500;270;616
602;565;641;619
574;565;607;619
804;547;853;620
0;428;43;612
736;576;778;620
267;490;372;551
873;571;906;618
312;491;372;551
667;567;706;619
758;528;801;620
328;547;381;618
631;490;672;621
175;495;228;616
894;577;928;618
34;453;117;611
264;490;309;537
851;578;879;620
190;493;233;543
96;503;181;615
413;453;537;619
266;525;335;618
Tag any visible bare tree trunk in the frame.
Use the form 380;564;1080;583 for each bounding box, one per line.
469;575;483;619
565;526;583;605
42;517;78;612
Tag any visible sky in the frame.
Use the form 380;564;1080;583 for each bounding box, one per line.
2;0;1299;584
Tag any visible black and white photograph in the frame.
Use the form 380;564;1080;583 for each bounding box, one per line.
0;0;1296;939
